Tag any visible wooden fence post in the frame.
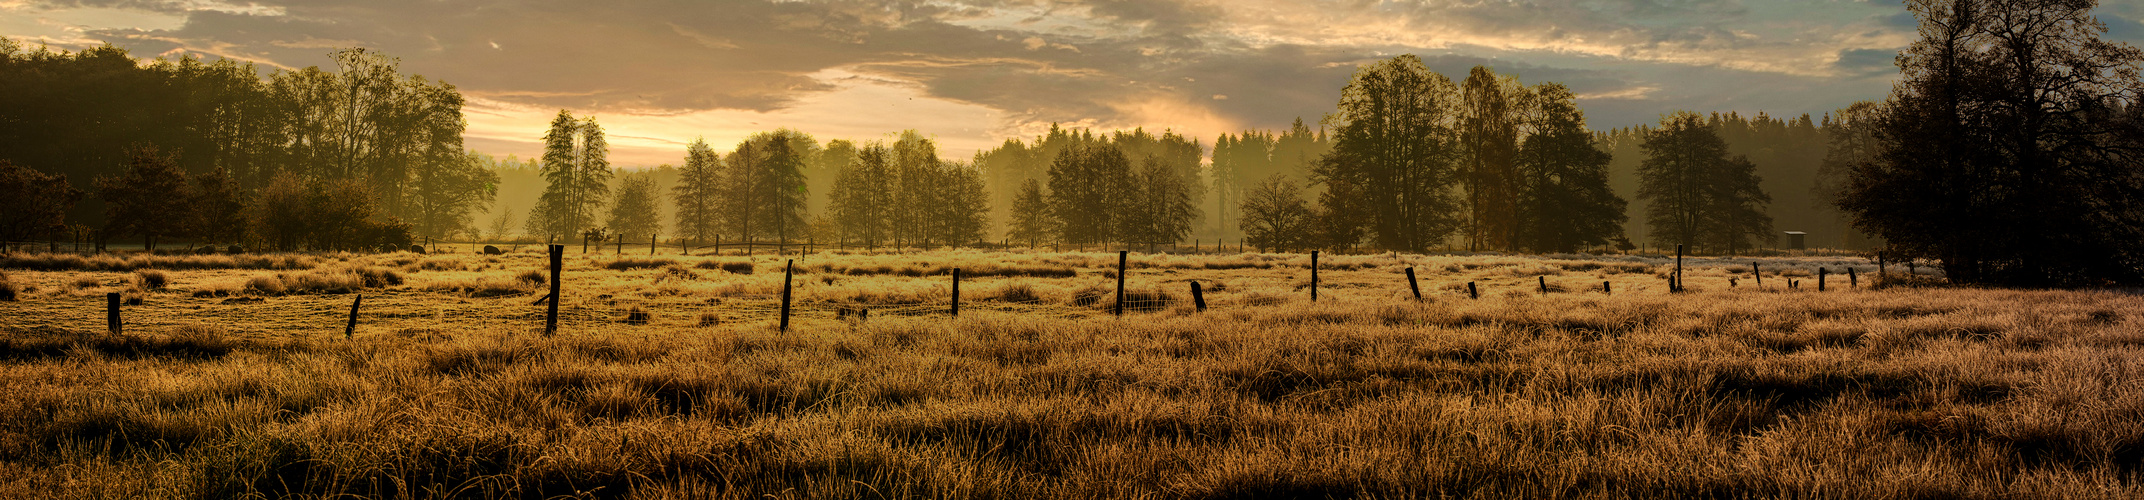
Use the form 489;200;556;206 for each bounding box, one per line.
1405;267;1422;301
651;234;657;256
345;294;362;339
1538;276;1548;295
1114;251;1127;316
1603;281;1611;295
1674;244;1685;292
1191;281;1206;312
546;245;562;336
780;259;794;332
1818;267;1828;291
1310;250;1320;302
1753;263;1762;287
1850;267;1858;288
950;268;961;317
107;292;120;334
1468;281;1478;300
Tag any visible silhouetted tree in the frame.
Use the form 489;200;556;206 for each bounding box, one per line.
96;146;193;251
1047;140;1132;245
672;138;722;246
607;174;662;243
1461;66;1524;251
1007;178;1054;247
1118;155;1200;246
0;160;83;246
1639;111;1774;253
189;166;247;246
1240;175;1311;252
829;142;895;247
1514;83;1626;253
529;111;610;239
1318;54;1461;252
1843;0;2144;285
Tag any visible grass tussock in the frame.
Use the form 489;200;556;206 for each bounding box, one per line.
605;257;677;271
694;260;755;274
243;266;402;295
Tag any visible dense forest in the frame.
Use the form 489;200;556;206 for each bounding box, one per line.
6;0;2141;287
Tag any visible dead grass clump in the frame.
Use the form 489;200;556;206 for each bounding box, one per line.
244;267;393;295
987;282;1045;303
696;260;755;274
424;276;532;298
622;307;651;325
516;269;547;286
0;272;16;301
70;275;103;290
654;264;703;283
606;257;677;270
132;269;169;290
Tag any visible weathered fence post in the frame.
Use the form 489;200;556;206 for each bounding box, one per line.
1603;281;1612;295
1468;281;1479;300
1752;263;1762;287
1191;281;1206;312
1850;267;1858;288
1114;251;1127;316
950;268;961;317
345;294;362;339
1674;244;1685;292
1818;267;1828;291
1405;267;1422;301
651;234;658;256
780;259;794;332
1538;276;1548;295
546;245;562;336
1310;250;1320;302
107;292;120;334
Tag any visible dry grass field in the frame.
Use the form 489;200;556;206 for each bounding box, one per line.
2;247;2141;498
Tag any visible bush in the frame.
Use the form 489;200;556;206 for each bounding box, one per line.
516;270;547;286
0;276;16;302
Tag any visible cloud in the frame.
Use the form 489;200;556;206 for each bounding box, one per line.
8;0;1932;163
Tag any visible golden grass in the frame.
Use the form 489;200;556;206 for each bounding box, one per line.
3;248;2140;498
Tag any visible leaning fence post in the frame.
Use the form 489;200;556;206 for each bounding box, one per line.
651;234;658;256
780;259;794;332
1752;262;1762;287
1405;267;1422;301
1850;267;1858;288
1114;251;1127;316
1191;281;1206;312
950;268;961;317
1538;276;1548;295
1468;281;1479;300
545;245;562;336
107;292;120;334
345;294;362;339
1310;250;1320;302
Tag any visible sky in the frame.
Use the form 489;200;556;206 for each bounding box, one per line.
5;0;2142;167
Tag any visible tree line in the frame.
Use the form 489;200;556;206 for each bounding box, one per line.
0;40;491;251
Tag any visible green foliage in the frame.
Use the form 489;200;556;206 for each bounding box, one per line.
249;172;412;252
